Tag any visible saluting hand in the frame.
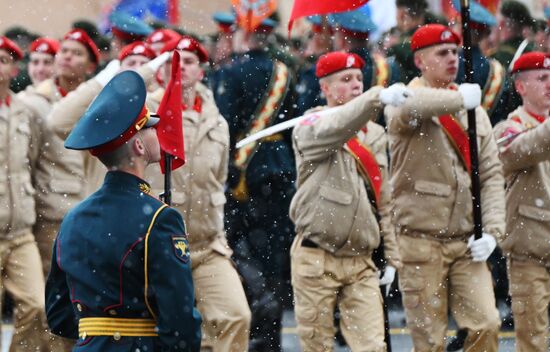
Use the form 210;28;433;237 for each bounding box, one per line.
467;233;497;262
94;60;121;87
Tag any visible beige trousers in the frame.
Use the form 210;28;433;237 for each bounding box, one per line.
508;258;550;352
0;231;49;351
398;235;500;352
192;248;251;352
33;219;59;280
291;236;386;352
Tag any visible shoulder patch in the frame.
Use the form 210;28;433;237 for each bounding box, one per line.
172;236;190;263
300;113;321;126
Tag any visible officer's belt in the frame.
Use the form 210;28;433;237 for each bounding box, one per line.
78;317;157;339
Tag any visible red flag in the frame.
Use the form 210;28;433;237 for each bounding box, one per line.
232;0;277;32
156;51;185;173
168;0;180;25
288;0;369;33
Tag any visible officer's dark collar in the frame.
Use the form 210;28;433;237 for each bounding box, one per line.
104;171;151;194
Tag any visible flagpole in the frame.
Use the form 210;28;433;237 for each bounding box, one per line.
460;0;483;240
163;154;173;206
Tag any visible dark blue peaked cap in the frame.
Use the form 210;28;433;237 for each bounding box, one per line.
452;0;497;26
110;12;153;38
65;71;158;155
328;5;377;34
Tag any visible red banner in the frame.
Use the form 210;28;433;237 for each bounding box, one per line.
289;0;369;33
156;51;185;173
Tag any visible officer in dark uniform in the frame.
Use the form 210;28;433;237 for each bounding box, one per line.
294;15;332;117
329;6;400;128
45;71;202;352
215;21;296;352
453;0;511;125
109;12;153;57
388;0;428;83
492;0;533;68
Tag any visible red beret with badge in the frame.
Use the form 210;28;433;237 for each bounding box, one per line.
162;35;209;63
511;52;550;74
63;29;100;64
30;37;60;56
0;36;23;61
118;41;156;61
315;51;365;78
410;24;460;52
145;28;180;45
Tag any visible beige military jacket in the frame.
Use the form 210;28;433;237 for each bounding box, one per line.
289;87;401;266
145;83;231;254
386;77;505;241
18;79;85;221
494;107;550;264
0;92;41;237
46;66;156;196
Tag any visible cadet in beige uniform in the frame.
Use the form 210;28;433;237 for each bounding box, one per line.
493;52;550;352
0;36;50;352
290;51;410;352
18;29;99;281
146;35;251;352
385;24;505;352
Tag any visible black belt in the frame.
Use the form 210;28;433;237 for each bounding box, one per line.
301;238;319;248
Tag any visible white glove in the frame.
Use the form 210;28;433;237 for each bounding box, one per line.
94;60;121;87
146;52;171;72
467;233;497;262
379;265;396;296
458;83;482;110
379;83;413;107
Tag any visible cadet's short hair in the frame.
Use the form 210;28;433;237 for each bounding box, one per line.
501;1;532;27
97;140;133;169
396;0;428;15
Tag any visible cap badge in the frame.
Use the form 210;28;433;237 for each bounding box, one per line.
151;32;163;42
37;43;49;52
133;45;145;54
544;57;550;69
70;32;82;39
441;30;452;40
178;38;191;49
346;55;355;68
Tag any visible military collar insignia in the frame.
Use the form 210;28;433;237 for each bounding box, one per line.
139;182;151;194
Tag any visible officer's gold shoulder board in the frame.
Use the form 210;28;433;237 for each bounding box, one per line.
172;236;190;263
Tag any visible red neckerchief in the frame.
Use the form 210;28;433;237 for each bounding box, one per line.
525;109;547;124
182;95;202;113
55;79;68;97
0;95;11;107
437;84;471;173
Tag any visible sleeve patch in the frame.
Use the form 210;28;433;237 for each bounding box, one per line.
300;113;321;126
172;236;190;263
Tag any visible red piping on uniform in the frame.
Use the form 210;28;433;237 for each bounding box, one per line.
103;236;145;312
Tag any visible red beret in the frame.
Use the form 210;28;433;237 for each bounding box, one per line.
145;28;180;44
315;51;365;78
411;24;460;52
63;29;100;63
512;52;550;74
0;36;23;61
118;41;156;61
162;35;209;63
30;37;60;56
